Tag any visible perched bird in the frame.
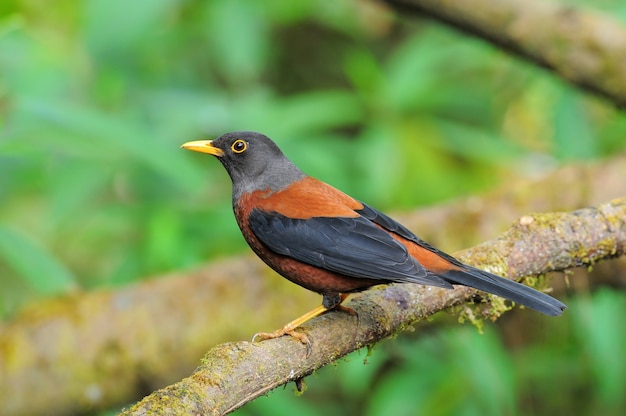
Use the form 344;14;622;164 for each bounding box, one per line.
182;131;566;342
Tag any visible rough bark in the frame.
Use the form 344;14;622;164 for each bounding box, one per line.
383;0;626;106
120;196;626;415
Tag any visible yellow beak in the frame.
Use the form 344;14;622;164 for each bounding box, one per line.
180;140;225;157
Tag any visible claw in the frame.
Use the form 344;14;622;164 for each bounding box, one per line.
252;328;312;356
249;297;356;357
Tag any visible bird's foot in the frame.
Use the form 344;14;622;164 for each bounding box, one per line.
251;303;329;346
252;326;312;355
250;300;356;356
252;327;309;343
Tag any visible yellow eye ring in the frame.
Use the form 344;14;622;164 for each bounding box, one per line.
231;139;247;154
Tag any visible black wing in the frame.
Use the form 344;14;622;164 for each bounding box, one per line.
356;202;463;265
357;202;567;316
248;208;453;288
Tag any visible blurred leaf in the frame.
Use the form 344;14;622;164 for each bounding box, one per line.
85;0;179;55
437;119;525;163
273;90;364;136
143;207;183;273
553;89;597;160
343;49;383;100
571;289;626;408
226;89;364;138
240;390;321;416
47;159;113;225
367;336;456;416
452;329;515;415
142;89;233;138
202;0;270;85
0;225;77;294
366;328;514;416
14;96;203;192
334;349;387;398
383;29;493;113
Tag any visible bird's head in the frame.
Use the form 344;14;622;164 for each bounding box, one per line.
182;131;305;198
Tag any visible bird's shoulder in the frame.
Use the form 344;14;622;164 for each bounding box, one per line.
237;176;363;219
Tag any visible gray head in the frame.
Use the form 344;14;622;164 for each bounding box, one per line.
181;131;306;200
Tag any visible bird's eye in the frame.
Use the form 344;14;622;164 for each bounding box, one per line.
231;140;247;154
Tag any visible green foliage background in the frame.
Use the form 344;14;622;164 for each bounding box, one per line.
1;0;625;415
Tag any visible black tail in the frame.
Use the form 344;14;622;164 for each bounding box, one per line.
442;266;566;316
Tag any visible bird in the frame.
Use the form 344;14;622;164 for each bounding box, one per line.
181;131;566;344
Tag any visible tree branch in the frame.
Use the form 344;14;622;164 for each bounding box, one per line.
382;0;626;106
120;196;626;415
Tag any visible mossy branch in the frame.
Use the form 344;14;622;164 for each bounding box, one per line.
120;197;626;415
383;0;626;106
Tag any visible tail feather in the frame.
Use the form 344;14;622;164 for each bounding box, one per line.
442;267;566;316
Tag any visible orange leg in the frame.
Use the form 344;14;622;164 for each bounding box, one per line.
252;304;329;344
252;294;354;347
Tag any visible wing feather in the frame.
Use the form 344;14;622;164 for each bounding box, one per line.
248;208;453;288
